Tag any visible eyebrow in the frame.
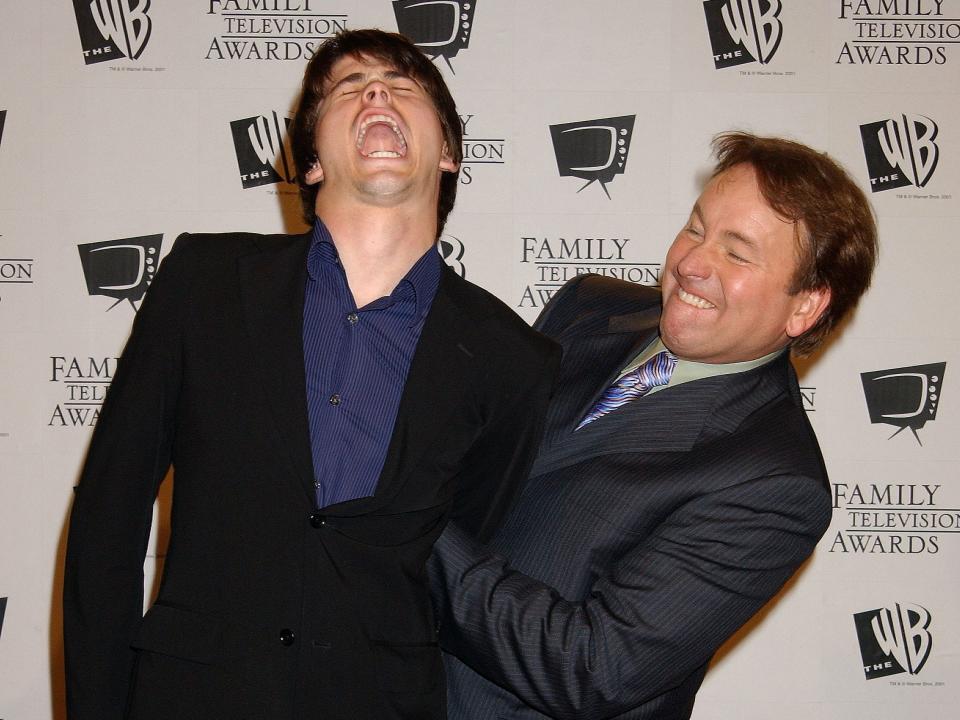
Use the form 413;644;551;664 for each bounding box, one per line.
327;70;414;94
724;229;758;251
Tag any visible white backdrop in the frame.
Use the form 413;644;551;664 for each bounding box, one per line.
1;2;957;718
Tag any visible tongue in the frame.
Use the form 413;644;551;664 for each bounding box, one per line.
361;123;403;155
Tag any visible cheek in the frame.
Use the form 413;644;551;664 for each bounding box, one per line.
725;279;786;329
716;265;760;301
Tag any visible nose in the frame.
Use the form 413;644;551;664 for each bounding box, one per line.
673;238;714;280
362;81;391;105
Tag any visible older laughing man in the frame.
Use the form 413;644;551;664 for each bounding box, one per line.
431;132;878;720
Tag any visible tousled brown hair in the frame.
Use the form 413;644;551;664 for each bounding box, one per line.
711;132;878;354
290;29;462;238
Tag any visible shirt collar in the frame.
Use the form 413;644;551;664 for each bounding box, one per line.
665;340;784;388
306;216;338;281
620;337;785;395
307;217;441;324
403;242;443;323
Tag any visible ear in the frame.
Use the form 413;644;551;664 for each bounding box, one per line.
304;160;324;185
786;286;831;339
438;143;458;173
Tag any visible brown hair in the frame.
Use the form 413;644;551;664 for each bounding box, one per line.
711;132;878;354
290;29;462;237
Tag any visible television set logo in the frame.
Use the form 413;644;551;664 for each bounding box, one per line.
438;234;465;277
861;363;945;445
549;115;636;199
854;603;933;680
231;111;295;190
393;0;477;74
860;114;940;193
73;0;153;65
703;0;783;69
77;234;162;311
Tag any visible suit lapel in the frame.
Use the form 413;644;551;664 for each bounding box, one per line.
326;265;477;516
539;332;641;450
533;301;733;476
533;346;792;477
540;306;659;452
238;233;316;502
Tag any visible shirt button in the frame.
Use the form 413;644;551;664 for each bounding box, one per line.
309;512;326;528
347;312;359;324
329;394;341;406
280;628;296;646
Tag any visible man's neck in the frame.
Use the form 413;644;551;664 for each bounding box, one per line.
316;198;438;308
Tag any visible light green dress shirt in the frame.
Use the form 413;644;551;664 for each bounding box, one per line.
617;338;784;396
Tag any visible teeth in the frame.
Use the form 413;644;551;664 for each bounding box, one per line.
356;114;407;151
366;151;402;158
677;288;716;309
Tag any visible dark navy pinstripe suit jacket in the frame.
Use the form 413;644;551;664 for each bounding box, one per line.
431;273;832;720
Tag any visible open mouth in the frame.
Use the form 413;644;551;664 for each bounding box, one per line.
677;288;716;309
356;114;407;159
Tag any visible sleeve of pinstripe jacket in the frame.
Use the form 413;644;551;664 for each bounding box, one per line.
429;472;830;720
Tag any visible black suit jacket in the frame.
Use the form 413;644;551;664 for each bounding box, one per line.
430;274;832;720
63;231;559;720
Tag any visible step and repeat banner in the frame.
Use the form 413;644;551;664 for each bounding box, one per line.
1;1;957;718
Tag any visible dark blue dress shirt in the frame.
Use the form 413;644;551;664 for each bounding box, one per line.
302;219;441;509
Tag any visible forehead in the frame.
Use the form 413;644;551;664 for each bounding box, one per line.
700;164;802;255
702;165;789;226
702;164;765;207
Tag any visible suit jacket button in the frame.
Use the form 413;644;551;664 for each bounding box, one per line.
280;629;296;646
309;512;326;528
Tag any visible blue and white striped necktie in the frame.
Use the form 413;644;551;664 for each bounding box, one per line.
575;350;677;431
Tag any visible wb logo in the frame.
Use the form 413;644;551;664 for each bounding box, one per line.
393;0;477;74
72;0;152;65
438;234;465;277
861;362;945;445
860;114;939;193
549;115;635;199
854;603;933;680
703;0;782;69
77;235;162;311
230;112;296;190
